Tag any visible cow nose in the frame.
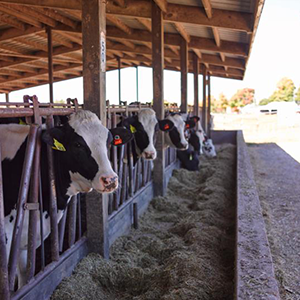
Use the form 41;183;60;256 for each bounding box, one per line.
100;176;118;192
144;151;155;159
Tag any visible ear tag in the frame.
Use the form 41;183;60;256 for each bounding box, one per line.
130;125;137;134
164;123;170;130
186;124;190;129
189;154;193;161
52;139;66;152
114;135;123;145
19;119;26;125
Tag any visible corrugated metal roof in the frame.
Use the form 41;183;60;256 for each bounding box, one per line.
167;0;203;7
218;28;250;43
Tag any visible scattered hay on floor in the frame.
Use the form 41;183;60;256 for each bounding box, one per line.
51;144;236;300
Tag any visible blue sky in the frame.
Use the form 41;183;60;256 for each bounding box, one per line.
1;0;299;105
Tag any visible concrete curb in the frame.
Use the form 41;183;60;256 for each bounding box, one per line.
235;131;280;300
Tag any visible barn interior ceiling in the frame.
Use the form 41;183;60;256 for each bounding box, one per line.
0;0;264;93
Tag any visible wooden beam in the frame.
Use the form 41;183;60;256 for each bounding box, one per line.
173;23;190;43
106;0;252;33
180;37;188;113
15;37;48;51
0;0;81;10
0;13;26;30
0;4;43;27
169;45;178;56
201;0;212;19
136;18;151;32
0;26;43;42
106;15;132;35
153;0;167;13
56;31;82;45
152;1;165;197
212;27;221;47
33;7;78;29
220;53;225;62
202;65;207;131
113;0;126;8
193;49;202;59
193;53;199;116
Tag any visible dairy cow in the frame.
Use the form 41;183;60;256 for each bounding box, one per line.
119;108;174;164
1;110;133;287
164;113;196;150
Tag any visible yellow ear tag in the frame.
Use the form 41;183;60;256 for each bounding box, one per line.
52;138;66;152
19;119;26;125
130;125;137;134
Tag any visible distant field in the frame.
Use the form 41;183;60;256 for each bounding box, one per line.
213;113;300;162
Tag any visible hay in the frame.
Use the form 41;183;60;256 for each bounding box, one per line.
51;143;236;300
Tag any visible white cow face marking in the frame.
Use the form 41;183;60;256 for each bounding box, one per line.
165;114;189;150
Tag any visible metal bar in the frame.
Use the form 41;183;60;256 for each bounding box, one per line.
58;206;68;253
76;194;82;240
133;203;138;229
202;66;207;132
0;108;77;118
112;111;118;211
0;145;10;300
68;196;77;248
47;26;54;104
193;53;199;117
5;93;9;103
127;143;134;197
8;124;38;290
207;74;211;138
26;126;42;283
117;145;125;207
38;173;45;270
46;116;59;262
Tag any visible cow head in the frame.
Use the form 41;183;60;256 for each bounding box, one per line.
42;110;133;195
122;108;174;161
202;136;217;157
165;114;195;150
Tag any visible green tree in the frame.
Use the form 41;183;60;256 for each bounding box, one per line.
229;88;255;110
269;77;295;101
295;87;300;102
212;93;229;113
259;98;272;106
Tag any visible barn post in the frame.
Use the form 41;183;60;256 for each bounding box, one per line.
0;147;9;300
5;93;9;103
136;66;139;102
207;74;211;137
202;65;207;131
193;53;199;117
152;1;166;196
180;37;188;113
118;57;121;105
47;26;54;104
82;0;109;258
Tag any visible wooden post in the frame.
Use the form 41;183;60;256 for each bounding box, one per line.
180;37;188;113
152;2;166;196
82;0;106;123
47;26;54;104
193;53;199;117
5;93;9;103
207;74;211;137
136;66;139;102
202;65;207;132
82;0;109;258
118;57;121;105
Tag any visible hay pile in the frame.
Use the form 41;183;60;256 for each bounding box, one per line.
51;144;236;300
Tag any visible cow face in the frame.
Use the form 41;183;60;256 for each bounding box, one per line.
122;108;173;160
203;137;217;157
43;110;132;194
165;114;195;150
188;130;201;155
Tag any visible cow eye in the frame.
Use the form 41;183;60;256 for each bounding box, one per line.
74;142;81;148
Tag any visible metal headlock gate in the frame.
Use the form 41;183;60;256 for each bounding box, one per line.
0;96;181;300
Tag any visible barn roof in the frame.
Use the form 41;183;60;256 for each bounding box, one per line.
0;0;265;93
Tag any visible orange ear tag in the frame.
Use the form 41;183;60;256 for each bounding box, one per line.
164;124;170;130
186;124;190;129
114;136;123;145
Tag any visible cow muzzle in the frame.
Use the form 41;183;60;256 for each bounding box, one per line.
143;151;156;160
100;176;118;193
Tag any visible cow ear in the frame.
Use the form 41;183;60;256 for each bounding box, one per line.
42;128;66;151
185;120;196;130
158;119;174;132
190;116;200;123
122;115;137;127
110;127;133;146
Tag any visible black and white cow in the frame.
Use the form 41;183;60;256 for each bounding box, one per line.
1;110;132;287
119;108;174;164
164;113;196;150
